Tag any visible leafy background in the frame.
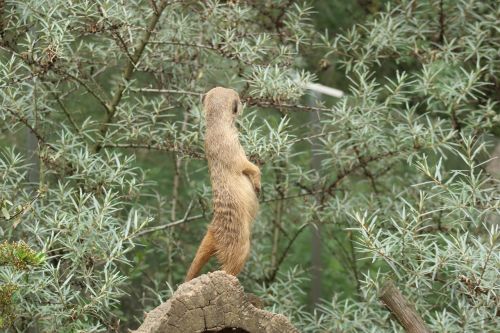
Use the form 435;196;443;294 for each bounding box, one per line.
0;0;499;332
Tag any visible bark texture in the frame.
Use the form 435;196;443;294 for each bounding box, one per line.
133;271;299;333
379;279;431;333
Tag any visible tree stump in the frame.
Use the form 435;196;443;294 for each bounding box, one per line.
133;271;299;333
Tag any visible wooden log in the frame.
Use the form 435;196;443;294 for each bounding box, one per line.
133;271;299;333
379;279;431;333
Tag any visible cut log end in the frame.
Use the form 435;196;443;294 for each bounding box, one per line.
133;271;299;333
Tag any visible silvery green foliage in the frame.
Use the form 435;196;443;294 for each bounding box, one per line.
276;1;498;332
0;0;315;331
1;0;499;332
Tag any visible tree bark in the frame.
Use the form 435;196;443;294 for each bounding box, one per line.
379;279;431;333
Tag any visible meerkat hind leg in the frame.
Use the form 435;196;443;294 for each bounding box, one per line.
217;238;250;276
185;230;216;282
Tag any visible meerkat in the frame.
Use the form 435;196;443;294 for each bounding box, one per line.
185;87;261;282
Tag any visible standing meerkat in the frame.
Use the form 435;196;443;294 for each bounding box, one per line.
185;87;261;282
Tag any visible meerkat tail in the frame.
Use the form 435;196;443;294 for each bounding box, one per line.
185;230;216;282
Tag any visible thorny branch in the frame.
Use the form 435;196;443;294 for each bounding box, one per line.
265;223;309;283
100;143;204;159
96;0;171;152
136;202;203;237
0;189;45;223
126;87;334;112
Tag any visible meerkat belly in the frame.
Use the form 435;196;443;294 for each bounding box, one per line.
233;173;259;219
211;173;258;222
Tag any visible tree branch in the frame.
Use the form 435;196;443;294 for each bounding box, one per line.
100;142;204;159
53;67;110;113
438;0;445;44
245;97;334;112
96;0;170;152
325;150;399;195
41;82;80;133
265;223;309;283
5;108;47;145
135;214;203;237
136;202;202;237
379;279;431;333
129;87;203;96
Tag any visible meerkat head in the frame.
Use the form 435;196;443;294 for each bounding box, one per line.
202;87;242;126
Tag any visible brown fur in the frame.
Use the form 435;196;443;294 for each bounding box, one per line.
185;87;260;282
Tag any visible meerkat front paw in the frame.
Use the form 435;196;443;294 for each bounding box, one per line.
254;182;261;196
253;175;261;196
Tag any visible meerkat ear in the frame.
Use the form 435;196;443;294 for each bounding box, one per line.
201;93;207;106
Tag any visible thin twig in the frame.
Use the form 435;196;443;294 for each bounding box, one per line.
54;68;110;113
438;0;445;44
130;87;203;96
136;210;203;237
349;231;361;295
96;0;170;152
265;223;309;283
98;5;135;65
149;40;217;51
260;185;345;204
41;82;80;133
5;108;47;144
0;189;44;223
325;150;399;195
58;66;108;100
271;168;286;269
100;142;204;159
126;88;335;112
245;97;334;112
170;110;191;220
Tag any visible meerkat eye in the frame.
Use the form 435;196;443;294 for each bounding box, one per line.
232;100;238;114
